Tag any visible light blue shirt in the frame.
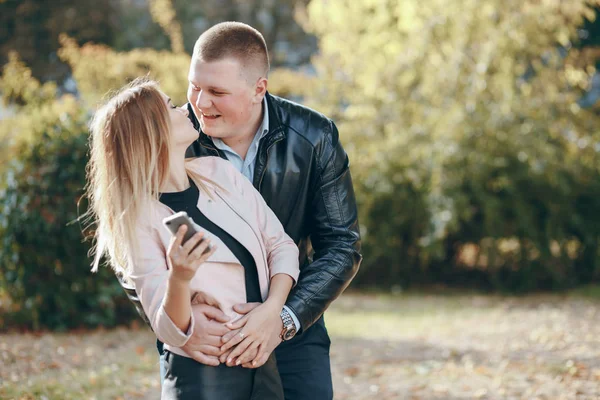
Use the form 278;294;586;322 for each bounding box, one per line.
212;98;269;182
211;98;302;332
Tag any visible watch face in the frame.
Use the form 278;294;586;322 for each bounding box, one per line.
283;328;297;341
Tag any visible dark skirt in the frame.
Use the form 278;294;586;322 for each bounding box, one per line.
161;350;284;400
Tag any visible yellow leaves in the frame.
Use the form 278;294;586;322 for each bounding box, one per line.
0;53;58;107
148;0;184;54
343;104;379;123
582;5;597;22
556;29;571;47
268;68;316;98
397;70;417;88
565;64;591;90
586;65;597;75
303;0;600;187
58;34;191;107
395;2;418;34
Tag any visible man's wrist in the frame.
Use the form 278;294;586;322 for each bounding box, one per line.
282;305;301;331
280;307;298;341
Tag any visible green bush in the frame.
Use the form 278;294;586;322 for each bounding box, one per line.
306;0;600;292
0;111;137;331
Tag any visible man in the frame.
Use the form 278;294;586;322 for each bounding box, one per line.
123;21;361;399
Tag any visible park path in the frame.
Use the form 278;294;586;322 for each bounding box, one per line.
329;294;600;399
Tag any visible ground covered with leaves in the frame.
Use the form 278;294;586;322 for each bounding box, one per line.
2;292;599;399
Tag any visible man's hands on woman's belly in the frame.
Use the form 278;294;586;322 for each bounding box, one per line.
181;304;231;366
182;301;283;369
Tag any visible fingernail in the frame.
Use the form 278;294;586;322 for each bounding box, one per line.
252;361;256;366
227;358;232;364
236;360;241;366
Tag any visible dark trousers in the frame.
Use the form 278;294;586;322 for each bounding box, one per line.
275;316;333;400
158;316;333;400
161;349;284;400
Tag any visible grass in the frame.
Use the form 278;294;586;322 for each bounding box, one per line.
2;290;600;399
0;327;161;400
567;284;600;299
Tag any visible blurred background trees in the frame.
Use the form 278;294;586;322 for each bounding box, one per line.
303;0;600;290
2;0;600;330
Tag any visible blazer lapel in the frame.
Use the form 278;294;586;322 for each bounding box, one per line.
195;189;270;296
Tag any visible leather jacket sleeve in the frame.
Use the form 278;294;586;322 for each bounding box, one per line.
118;274;153;329
285;121;362;332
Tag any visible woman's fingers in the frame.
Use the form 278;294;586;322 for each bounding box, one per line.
251;343;265;367
181;231;205;254
225;314;249;331
188;237;211;260
220;326;247;352
194;243;216;264
167;226;186;256
236;341;259;365
174;225;187;246
227;337;252;365
221;328;241;345
223;315;249;340
242;352;269;369
219;348;234;364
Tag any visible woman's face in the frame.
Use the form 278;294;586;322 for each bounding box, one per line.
159;91;198;149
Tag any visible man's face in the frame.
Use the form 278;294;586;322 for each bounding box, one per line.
187;57;259;139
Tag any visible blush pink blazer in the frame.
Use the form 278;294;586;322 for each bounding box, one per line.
128;157;300;358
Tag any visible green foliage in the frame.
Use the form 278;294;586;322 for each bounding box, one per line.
0;0;117;84
148;0;184;53
58;35;191;108
0;132;136;331
0;53;76;179
0;57;136;331
304;0;600;290
5;0;600;335
0;40;309;331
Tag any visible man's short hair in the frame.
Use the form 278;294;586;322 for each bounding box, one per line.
193;22;270;79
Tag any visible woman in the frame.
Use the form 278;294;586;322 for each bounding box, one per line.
85;77;299;399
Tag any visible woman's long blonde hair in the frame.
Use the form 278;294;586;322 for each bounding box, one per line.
85;77;211;278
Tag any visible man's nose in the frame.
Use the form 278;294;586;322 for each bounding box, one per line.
195;90;211;109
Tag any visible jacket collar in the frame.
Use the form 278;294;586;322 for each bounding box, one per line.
264;92;285;142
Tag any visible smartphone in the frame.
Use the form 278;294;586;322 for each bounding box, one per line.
162;211;211;250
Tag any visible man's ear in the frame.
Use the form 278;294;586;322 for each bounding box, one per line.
253;76;268;104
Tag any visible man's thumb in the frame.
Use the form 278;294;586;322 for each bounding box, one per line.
233;302;261;315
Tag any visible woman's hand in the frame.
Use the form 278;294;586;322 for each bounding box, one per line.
219;301;282;366
167;225;216;283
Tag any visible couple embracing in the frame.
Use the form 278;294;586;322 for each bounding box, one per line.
86;21;361;400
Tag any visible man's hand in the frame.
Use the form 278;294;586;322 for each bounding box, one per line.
219;302;283;368
181;304;231;366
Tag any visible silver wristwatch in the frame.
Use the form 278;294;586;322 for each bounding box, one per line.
280;308;297;341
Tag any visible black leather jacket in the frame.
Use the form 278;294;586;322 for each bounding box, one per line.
121;92;362;332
